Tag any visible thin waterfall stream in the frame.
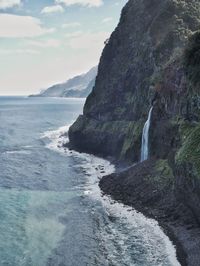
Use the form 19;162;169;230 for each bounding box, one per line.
140;107;153;162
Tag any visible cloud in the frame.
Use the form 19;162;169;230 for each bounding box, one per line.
41;5;64;14
62;22;81;28
0;48;39;55
27;39;61;48
65;31;82;38
55;0;103;8
102;17;113;23
0;0;21;9
0;14;55;38
68;31;110;50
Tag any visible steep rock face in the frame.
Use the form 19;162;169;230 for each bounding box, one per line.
68;1;200;264
69;0;200;162
98;29;200;266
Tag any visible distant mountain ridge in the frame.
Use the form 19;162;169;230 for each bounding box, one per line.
31;66;97;98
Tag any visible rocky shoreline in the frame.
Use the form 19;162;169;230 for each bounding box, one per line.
68;139;200;265
99;159;200;266
67;142;200;265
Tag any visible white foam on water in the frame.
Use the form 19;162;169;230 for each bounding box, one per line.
42;124;181;266
22;145;33;149
3;150;32;155
81;157;181;266
41;125;71;153
2;145;33;155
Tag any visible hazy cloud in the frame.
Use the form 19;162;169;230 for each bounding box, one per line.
62;22;81;28
55;0;103;8
27;39;61;48
65;31;82;38
0;14;55;38
102;17;113;23
0;0;21;9
68;31;109;49
0;48;39;55
41;5;64;14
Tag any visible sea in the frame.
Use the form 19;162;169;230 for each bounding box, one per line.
0;96;180;266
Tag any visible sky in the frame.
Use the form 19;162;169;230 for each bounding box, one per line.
0;0;127;95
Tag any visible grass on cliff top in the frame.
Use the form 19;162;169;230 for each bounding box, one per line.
176;122;200;176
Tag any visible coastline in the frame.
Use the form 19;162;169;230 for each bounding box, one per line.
66;146;182;265
68;135;189;265
83;156;182;266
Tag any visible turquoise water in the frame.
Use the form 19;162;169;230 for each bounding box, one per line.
0;96;180;266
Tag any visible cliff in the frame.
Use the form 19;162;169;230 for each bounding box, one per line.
68;0;200;265
69;0;200;160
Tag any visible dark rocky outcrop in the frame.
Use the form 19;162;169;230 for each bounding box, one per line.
100;160;200;266
68;0;200;265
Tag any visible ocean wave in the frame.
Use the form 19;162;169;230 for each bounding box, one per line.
3;149;32;155
41;125;71;153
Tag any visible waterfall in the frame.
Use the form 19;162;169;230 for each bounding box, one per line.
140;107;153;162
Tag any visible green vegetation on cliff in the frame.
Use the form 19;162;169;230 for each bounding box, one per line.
121;120;144;161
176;123;200;176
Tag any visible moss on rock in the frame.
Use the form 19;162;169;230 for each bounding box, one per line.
69;115;144;160
176;123;200;176
121;120;144;161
